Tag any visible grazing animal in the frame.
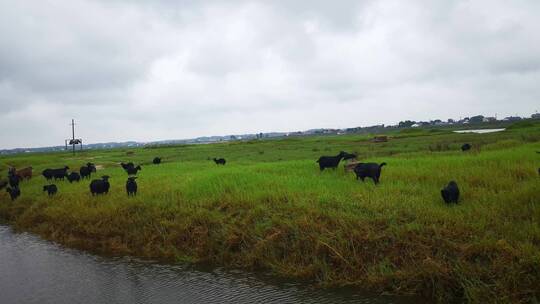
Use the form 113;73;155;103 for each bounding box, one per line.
121;162;135;171
8;174;20;188
0;179;7;190
43;184;58;196
461;143;471;151
126;165;142;175
67;172;81;183
89;176;110;196
344;160;360;172
353;162;387;184
213;158;226;165
43;166;69;181
441;181;460;204
6;187;20;201
153;157;161;164
342;152;357;161
12;167;33;180
316;151;347;171
126;177;138;196
80;163;96;179
42;169;54;181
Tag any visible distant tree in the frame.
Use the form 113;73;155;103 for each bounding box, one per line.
469;115;485;123
398;120;415;128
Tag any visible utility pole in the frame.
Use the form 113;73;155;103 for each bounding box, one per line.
70;119;76;155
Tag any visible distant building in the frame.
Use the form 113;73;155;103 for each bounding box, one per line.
532;113;540;119
504;116;522;121
483;117;497;122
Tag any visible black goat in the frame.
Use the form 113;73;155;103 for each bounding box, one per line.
126;165;142;175
89;176;110;196
353;162;387;184
461;144;471;151
441;181;460;204
316;151;347;171
42;169;54;181
126;177;137;196
6;187;20;201
43;166;69;181
67;172;81;183
153;157;161;164
43;184;58;196
213;158;226;165
121;162;135;170
8;173;20;188
80;163;96;179
342;152;357;161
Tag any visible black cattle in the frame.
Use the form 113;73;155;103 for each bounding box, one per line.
353;162;387;184
126;165;142;175
80;163;96;179
126;177;138;196
316;151;347;171
153;157;161;164
89;176;110;196
441;181;460;204
67;172;81;183
213;158;226;165
43;184;58;196
6;187;20;201
461;144;471;151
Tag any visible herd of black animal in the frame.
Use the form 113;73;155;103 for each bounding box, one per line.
2;157;165;201
316;143;474;205
3;142;525;205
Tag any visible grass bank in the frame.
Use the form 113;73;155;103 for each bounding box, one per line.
1;124;540;303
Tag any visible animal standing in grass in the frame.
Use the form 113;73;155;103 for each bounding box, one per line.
43;184;58;196
213;158;226;165
12;167;32;180
90;176;110;196
316;151;347;171
353;162;387;184
6;187;20;201
126;165;142;175
67;172;81;183
80;163;96;179
153;157;162;164
461;144;471;151
42;166;69;181
126;177;137;196
121;162;135;171
8;173;20;188
441;181;460;204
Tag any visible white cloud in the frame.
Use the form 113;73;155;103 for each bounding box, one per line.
0;0;539;148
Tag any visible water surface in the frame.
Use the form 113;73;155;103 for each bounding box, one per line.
0;225;418;304
453;128;505;134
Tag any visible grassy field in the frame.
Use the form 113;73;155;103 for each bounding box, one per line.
1;122;539;303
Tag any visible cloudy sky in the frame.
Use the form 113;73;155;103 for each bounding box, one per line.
1;0;539;149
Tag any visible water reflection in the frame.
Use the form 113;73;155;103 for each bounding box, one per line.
0;225;418;304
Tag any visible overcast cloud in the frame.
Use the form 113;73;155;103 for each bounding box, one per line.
1;0;539;149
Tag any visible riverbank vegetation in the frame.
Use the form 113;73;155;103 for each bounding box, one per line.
1;123;539;303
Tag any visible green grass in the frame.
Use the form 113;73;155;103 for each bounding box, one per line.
1;122;540;303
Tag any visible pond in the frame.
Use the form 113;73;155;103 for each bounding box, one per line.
453;128;505;134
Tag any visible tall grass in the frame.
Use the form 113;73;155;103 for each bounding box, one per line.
1;124;539;303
